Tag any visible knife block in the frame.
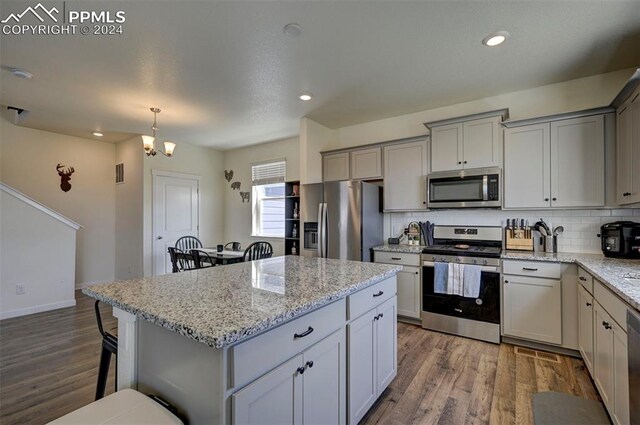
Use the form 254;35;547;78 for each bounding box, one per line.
505;229;534;251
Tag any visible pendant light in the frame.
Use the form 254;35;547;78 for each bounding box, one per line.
142;107;176;157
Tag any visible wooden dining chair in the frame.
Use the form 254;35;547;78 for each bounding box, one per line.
243;241;274;262
175;236;203;252
190;249;217;269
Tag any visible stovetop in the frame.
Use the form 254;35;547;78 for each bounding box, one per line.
422;244;502;258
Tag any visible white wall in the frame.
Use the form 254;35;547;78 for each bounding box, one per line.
0;116;116;287
1;189;77;319
331;68;634;149
115;137;144;280
142;142;225;276
222;137;300;256
299;118;335;184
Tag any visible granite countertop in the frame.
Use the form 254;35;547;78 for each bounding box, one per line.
83;256;401;349
372;244;426;254
502;251;640;311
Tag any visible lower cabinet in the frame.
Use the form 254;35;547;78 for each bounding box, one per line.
577;285;594;373
593;301;629;425
502;275;562;344
348;297;397;424
233;329;346;425
396;266;421;319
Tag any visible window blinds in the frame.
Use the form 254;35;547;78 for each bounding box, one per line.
251;160;286;186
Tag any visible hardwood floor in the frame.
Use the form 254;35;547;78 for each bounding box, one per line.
0;291;117;425
0;293;600;425
361;322;601;425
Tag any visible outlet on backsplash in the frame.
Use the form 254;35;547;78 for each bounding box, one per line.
384;208;640;254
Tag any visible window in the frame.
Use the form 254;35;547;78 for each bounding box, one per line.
251;160;286;238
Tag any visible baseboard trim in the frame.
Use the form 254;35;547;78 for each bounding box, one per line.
0;299;76;320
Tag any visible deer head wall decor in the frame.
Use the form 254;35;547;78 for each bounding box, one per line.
56;163;75;192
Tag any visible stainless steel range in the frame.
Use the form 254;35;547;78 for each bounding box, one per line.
421;225;502;343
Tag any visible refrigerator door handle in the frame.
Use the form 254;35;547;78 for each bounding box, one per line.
322;203;328;258
317;203;324;257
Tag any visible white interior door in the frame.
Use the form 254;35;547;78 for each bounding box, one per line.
153;173;199;276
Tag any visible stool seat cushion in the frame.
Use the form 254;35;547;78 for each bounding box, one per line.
48;389;183;425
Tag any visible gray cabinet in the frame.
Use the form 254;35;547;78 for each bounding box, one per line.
429;114;503;172
578;284;594;373
504;114;605;209
350;147;382;180
617;87;640;205
383;140;428;211
323;152;350;182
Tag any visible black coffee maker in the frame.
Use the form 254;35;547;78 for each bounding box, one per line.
600;221;640;258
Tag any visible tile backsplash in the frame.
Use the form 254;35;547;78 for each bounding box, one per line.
384;208;640;254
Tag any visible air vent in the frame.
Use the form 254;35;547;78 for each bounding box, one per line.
115;163;124;184
514;346;561;363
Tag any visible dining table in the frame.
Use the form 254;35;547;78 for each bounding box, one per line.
199;248;245;265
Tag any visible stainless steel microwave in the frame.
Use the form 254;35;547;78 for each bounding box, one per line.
427;167;501;209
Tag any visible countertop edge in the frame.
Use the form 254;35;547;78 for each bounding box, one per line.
83;265;402;349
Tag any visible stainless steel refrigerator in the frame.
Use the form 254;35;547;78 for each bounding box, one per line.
301;181;383;262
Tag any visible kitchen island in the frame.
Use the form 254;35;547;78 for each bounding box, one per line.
83;256;401;425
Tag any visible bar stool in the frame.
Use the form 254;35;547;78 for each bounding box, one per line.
47;389;183;424
94;300;118;400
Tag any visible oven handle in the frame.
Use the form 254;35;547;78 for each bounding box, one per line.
422;261;500;273
482;175;489;201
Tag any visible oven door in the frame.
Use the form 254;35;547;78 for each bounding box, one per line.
422;262;500;324
427;168;501;209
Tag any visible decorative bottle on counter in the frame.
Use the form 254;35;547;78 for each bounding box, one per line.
291;242;297;255
292;223;298;238
293;202;299;219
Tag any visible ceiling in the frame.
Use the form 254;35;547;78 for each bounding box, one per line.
1;1;639;149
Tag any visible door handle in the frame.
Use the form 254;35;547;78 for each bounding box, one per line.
373;291;384;297
579;277;587;281
293;326;314;339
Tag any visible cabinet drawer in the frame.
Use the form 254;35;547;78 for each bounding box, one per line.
374;252;420;267
503;260;561;279
347;276;397;320
230;298;345;389
578;267;594;294
594;279;629;332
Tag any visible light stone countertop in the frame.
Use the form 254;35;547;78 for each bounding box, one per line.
83;256;401;349
372;244;426;254
502;251;640;311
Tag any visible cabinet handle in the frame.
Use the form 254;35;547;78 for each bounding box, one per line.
544;198;550;202
458;161;462;165
296;366;306;375
294;326;314;339
504;280;509;284
454;308;463;313
552;197;557;201
415;271;419;275
390;257;402;260
374;315;379;321
305;360;314;369
373;291;384;297
579;277;587;281
602;321;612;330
522;267;538;271
586;302;592;307
463;161;467;164
379;313;384;319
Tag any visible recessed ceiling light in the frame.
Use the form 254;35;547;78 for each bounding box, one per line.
283;23;303;37
298;93;312;101
482;31;509;47
10;67;33;79
92;131;103;137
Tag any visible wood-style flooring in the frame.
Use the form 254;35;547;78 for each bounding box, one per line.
0;292;601;425
0;292;117;425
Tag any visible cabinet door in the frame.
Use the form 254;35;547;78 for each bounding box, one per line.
550;115;605;207
375;297;397;393
431;123;463;172
302;330;346;425
323;152;350;182
594;302;615;411
613;324;630;425
233;354;303;425
577;285;594;373
504;124;551;208
629;91;640;204
396;266;421;319
502;275;562;344
347;310;376;424
350;147;382;180
383;140;428;211
462;116;502;169
617;102;633;205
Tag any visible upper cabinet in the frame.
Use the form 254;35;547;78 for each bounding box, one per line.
323;152;350;182
426;110;507;173
383;139;429;211
616;86;640;205
323;147;382;182
504;113;605;209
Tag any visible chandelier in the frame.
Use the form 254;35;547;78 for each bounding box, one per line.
141;107;176;157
